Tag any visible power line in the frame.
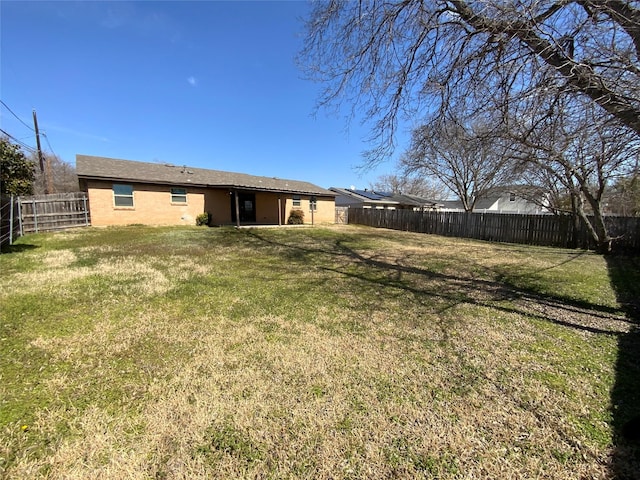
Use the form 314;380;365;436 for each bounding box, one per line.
41;132;59;158
0;100;35;132
0;127;38;154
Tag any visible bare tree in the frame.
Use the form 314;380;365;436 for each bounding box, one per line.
400;114;518;211
30;154;79;194
503;90;639;251
606;173;640;215
300;0;640;165
369;173;447;198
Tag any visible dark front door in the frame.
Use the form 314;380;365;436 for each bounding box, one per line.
230;192;256;222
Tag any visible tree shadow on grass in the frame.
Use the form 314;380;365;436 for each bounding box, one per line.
245;229;629;336
246;228;637;476
606;254;640;480
0;243;39;254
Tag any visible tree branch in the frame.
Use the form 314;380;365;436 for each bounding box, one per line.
448;0;640;136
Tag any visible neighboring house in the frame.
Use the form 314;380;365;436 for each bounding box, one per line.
391;193;444;211
76;155;336;227
330;187;441;211
440;186;549;214
330;188;399;209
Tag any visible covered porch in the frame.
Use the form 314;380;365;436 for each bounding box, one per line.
204;188;333;227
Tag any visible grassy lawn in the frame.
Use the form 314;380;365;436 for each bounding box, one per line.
1;225;638;479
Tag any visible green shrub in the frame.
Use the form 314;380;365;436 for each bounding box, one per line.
196;212;210;226
287;209;304;225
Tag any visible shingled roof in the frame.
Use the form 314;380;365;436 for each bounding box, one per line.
76;155;335;196
330;187;442;208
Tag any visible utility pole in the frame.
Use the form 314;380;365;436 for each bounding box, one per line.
32;110;45;173
32;110;53;194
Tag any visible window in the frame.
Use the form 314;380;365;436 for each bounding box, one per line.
113;184;134;207
171;187;187;204
293;195;301;207
309;196;317;211
509;192;516;202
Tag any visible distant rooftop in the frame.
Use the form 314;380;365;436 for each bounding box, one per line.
330;187;441;206
346;189;393;201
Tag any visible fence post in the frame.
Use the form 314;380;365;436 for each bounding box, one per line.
17;197;23;236
32;199;38;233
83;194;89;226
9;195;14;245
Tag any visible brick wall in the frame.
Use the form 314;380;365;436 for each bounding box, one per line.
284;195;335;224
86;180;336;226
86;180;206;226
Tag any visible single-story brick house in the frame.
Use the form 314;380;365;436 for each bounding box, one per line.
76;155;336;227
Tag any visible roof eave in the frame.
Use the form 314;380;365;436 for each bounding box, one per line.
78;174;335;196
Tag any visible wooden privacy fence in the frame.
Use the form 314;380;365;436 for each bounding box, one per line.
19;193;90;234
348;208;640;252
1;193;90;249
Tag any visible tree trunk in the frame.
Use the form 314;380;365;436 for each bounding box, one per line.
568;191;581;249
575;192;613;253
582;187;613;253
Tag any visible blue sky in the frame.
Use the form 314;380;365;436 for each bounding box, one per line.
0;0;400;189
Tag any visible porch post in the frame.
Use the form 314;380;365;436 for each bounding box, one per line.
234;189;241;228
278;196;282;226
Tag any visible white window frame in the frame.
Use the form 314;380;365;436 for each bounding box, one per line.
309;196;317;211
293;195;301;207
171;187;188;204
113;184;134;208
